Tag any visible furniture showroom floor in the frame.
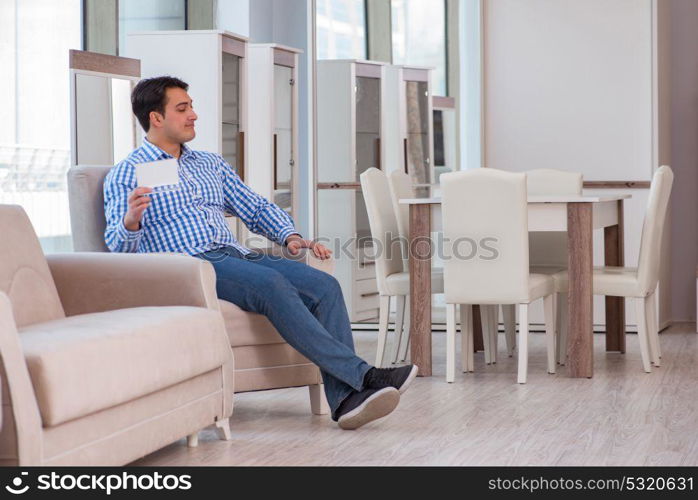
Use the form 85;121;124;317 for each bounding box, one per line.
133;323;698;466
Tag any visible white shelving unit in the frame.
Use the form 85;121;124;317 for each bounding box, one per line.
317;60;389;322
246;43;301;224
383;65;435;184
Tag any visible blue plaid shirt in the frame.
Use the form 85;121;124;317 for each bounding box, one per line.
104;138;298;255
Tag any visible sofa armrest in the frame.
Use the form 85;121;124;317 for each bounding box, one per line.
46;252;220;317
0;292;43;465
255;245;335;275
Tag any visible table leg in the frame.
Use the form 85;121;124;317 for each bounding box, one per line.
604;200;626;353
567;203;594;378
472;305;484;352
409;203;432;376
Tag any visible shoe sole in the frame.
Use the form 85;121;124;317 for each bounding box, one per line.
398;365;419;394
338;388;400;430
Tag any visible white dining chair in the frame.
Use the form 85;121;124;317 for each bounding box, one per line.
441;169;557;383
388;169;501;365
555;166;674;372
360;168;445;367
500;168;583;364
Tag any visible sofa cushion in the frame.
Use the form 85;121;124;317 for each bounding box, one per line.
19;306;230;427
218;299;286;347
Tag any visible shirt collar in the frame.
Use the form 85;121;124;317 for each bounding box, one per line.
141;137;192;161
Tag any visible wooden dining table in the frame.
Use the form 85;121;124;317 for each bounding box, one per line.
399;193;631;378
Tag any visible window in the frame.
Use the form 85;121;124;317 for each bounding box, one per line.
0;0;82;253
316;0;366;60
391;0;447;95
118;0;186;56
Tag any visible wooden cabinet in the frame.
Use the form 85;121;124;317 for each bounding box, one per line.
246;44;301;221
317;60;388;321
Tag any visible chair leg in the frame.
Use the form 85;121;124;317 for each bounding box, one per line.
557;292;569;365
397;301;411;362
375;295;391;367
543;294;556;374
187;432;199;448
446;303;457;382
502;304;516;356
517;304;529;384
392;295;407;364
634;298;652;373
480;305;493;365
646;292;660;367
215;417;232;441
460;304;473;372
309;384;330;415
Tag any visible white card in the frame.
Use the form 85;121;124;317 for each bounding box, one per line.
135;159;180;189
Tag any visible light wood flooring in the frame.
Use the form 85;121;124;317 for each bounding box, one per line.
133;322;698;466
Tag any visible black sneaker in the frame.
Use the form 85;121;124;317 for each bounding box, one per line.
363;364;418;394
336;387;400;430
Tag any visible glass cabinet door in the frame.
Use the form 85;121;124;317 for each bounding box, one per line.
405;80;430;183
355;76;381;180
222;52;242;178
355;75;381;246
273;64;294;216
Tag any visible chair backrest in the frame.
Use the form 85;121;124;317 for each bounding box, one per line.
360;168;406;294
67;165;112;252
526;168;583;268
637;165;674;294
388;170;414;242
441;169;530;304
0;205;65;328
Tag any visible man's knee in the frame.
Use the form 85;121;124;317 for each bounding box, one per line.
315;271;343;299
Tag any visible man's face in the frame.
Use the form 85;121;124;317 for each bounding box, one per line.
152;87;197;143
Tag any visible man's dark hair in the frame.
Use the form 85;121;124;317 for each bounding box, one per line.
131;76;189;132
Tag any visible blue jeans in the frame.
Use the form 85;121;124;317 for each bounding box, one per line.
194;246;371;420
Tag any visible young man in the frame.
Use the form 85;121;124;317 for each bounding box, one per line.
103;76;417;430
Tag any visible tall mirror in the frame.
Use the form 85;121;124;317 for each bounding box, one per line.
69;50;140;167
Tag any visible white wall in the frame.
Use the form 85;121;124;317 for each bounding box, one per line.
670;0;698;322
216;0;250;36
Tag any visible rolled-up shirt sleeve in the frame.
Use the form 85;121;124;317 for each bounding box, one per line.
104;162;143;252
219;156;299;245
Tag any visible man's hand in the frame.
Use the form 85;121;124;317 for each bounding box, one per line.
123;187;153;232
285;234;332;260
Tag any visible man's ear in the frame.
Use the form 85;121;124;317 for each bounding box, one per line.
149;110;163;129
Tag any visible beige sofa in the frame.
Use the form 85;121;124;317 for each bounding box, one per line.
0;205;235;465
68;165;330;414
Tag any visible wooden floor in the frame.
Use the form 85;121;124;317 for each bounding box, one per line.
133;322;698;466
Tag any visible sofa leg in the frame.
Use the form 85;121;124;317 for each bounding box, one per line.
215;418;232;441
187;432;199;448
309;384;329;415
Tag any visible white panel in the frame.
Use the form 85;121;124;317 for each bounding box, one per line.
317;61;355;182
75;74;112;165
382;65;403;175
126;32;221;155
246;45;274;199
484;0;654;181
111;77;136;163
318;189;355;316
